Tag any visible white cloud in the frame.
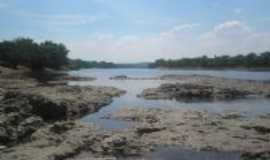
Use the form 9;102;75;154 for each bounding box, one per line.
160;23;200;38
198;20;270;56
66;21;270;62
213;20;250;34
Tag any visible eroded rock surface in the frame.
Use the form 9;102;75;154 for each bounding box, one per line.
0;121;151;160
0;85;125;146
109;108;270;158
160;74;270;95
139;83;253;101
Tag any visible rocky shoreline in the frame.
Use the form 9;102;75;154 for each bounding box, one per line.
1;67;270;160
0;66;127;159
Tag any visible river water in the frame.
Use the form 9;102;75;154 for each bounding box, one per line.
69;68;270;160
69;68;270;128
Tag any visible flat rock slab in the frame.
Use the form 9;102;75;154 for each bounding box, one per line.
139;82;260;101
109;108;270;156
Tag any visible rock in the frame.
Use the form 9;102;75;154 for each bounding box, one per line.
110;75;128;80
17;116;44;137
241;125;270;134
241;151;270;160
101;134;144;156
136;124;166;135
108;108;270;154
4;91;67;121
221;112;245;119
0;145;6;150
55;75;96;81
0;127;8;144
0;85;125;146
159;74;270;96
49;121;76;134
0;121;101;160
3;85;125;120
259;113;270;119
140;83;252;102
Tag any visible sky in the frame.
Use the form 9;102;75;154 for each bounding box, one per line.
0;0;270;63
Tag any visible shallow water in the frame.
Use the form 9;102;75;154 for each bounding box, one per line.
130;147;241;160
69;68;270;129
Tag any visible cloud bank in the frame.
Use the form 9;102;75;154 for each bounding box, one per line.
67;20;270;62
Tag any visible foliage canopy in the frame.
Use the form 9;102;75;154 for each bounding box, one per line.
0;38;69;70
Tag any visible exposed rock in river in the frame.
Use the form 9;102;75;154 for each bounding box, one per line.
109;108;270;158
160;74;270;96
0;84;125;146
110;75;128;80
139;83;253;101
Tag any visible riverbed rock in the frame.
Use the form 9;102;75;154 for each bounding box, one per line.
0;121;101;160
139;83;252;101
160;74;270;96
23;85;125;119
241;150;270;160
109;108;270;155
110;75;128;80
0;85;125;146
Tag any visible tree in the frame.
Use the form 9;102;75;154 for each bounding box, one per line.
0;38;69;70
151;52;270;69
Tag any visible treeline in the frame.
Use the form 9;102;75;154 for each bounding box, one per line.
151;52;270;69
68;59;116;70
0;38;119;70
0;38;68;70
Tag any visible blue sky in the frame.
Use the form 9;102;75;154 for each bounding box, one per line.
1;0;270;62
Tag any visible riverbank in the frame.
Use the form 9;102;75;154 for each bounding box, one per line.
1;67;270;160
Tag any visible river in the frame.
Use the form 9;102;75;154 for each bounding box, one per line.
69;68;270;129
68;68;270;160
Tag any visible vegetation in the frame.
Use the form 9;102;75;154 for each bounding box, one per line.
151;52;270;69
0;37;118;70
0;38;69;70
68;59;116;70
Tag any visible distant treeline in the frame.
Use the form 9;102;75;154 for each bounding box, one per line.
151;52;270;69
0;38;117;70
0;38;68;70
68;59;116;70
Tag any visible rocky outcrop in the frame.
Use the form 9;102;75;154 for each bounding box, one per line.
0;121;99;160
139;83;252;101
0;121;150;160
160;74;270;96
0;85;125;146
